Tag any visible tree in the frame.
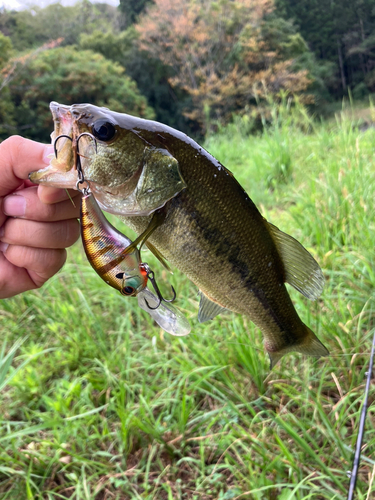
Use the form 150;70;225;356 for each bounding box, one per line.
137;0;313;132
275;0;375;97
118;0;154;28
0;45;154;142
0;1;119;51
0;32;12;68
0;32;15;136
79;27;193;133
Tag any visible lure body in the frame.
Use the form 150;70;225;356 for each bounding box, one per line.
81;191;147;296
80;190;191;336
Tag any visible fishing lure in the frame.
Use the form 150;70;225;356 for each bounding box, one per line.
61;131;190;336
80;189;190;336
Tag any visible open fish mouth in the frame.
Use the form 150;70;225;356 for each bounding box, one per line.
30;102;77;187
29;102;98;188
29;101;187;216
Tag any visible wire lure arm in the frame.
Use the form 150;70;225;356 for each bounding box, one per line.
142;263;176;310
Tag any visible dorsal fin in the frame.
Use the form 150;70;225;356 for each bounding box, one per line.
267;222;324;300
198;291;227;323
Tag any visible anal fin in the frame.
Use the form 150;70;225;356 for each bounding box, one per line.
198;291;227;323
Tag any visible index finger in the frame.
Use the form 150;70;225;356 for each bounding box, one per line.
0;136;52;197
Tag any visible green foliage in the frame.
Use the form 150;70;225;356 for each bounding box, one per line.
0;1;119;51
261;14;335;106
261;15;309;59
0;32;12;67
1;102;375;498
0;45;154;142
137;0;316;133
80;26;193;133
0;33;15;136
0;0;373;137
79;29;133;64
275;0;375;98
119;0;154;28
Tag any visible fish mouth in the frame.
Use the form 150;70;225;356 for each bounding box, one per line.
29;102;96;188
29;101;187;217
29;102;77;187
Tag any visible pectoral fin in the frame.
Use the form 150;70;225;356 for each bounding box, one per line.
124;208;167;255
198;291;227;323
267;222;324;300
145;241;172;273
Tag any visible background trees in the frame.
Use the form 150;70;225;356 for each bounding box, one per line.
0;0;373;141
275;0;375;99
0;44;154;141
136;0;313;131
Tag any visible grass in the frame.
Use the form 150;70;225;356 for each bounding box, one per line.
1;100;375;499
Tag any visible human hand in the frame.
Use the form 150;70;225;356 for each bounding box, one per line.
0;136;81;299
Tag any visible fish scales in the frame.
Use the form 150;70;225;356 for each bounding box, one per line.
119;137;305;353
29;102;328;365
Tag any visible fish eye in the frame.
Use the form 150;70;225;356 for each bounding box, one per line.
121;286;136;296
91;119;116;142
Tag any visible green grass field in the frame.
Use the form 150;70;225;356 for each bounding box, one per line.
1;101;375;499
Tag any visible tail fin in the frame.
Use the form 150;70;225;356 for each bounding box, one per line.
268;326;329;369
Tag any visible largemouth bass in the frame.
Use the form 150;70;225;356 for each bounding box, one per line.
30;102;328;366
80;188;190;337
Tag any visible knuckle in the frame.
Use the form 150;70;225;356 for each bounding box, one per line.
28;248;67;288
41;248;67;276
42;202;58;220
3;136;25;162
49;219;79;248
1;217;18;242
63;219;80;247
3;135;24;149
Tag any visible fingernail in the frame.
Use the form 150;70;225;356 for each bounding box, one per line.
3;195;26;217
43;145;55;165
0;242;8;253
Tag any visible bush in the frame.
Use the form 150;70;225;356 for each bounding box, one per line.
0;45;154;142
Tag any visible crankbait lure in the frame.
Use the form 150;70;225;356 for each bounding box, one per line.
61;131;190;336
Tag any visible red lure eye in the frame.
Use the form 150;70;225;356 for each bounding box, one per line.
139;263;149;287
121;286;136;296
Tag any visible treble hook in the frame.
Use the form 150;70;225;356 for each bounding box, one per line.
53;134;72;158
75;132;98;193
52;132;97;194
53;132;97;161
76;132;98;155
143;264;176;310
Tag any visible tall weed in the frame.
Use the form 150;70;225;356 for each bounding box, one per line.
1;99;374;499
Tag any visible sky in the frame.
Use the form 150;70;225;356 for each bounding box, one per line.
0;0;120;10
